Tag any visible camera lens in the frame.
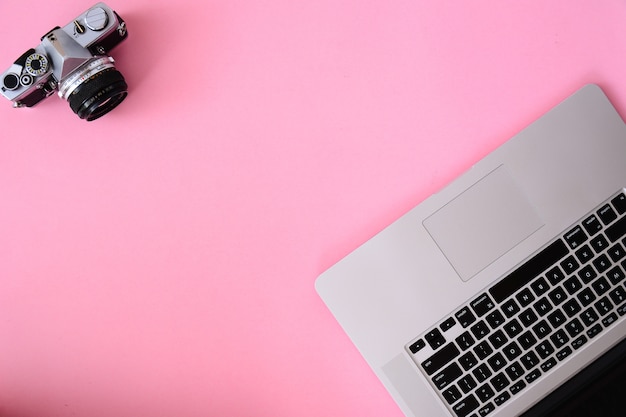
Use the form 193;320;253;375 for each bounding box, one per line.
59;57;128;121
68;68;127;121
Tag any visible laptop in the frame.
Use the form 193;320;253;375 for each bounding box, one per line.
316;84;626;417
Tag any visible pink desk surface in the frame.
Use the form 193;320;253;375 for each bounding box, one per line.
1;1;626;416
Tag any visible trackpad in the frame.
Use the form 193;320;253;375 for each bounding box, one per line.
423;166;544;281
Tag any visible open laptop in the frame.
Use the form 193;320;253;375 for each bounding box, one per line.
316;84;626;417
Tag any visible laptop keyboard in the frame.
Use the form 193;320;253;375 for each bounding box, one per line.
406;190;626;417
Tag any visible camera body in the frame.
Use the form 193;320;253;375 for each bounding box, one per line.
0;3;128;121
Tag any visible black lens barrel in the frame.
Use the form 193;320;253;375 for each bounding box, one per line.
68;68;127;121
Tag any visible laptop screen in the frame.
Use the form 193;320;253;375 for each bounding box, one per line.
522;336;626;416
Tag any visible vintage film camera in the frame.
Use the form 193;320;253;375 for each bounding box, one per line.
0;3;128;121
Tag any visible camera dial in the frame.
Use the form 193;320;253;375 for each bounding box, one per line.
2;73;20;90
24;53;49;76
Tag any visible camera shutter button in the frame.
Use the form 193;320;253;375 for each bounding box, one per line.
85;7;109;31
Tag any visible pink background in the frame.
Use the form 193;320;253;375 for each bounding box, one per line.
1;1;626;416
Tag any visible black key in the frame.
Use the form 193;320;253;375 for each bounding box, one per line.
518;330;538;350
473;363;492;383
459;351;479;371
490;239;569;303
520;351;540;370
602;312;618;328
452;394;480;417
425;328;446;350
533;297;553;316
531;277;550;296
580;307;599;326
606;215;626;242
456;307;477;328
422;343;460;375
548;286;567;306
565;318;584;337
547;309;567;328
586;323;603;339
516;289;535;307
505;361;525;381
592;254;612;274
575;245;594;265
488;330;508;350
564;225;588;249
510;380;527;395
577;288;596;307
494;392;511;406
409;339;426;354
550;329;569;348
478;403;496;416
502;341;523;361
563;299;582;317
490;372;510;392
442;385;463;405
618;302;626;316
485;310;505;329
598;204;618;225
532;320;551;340
592;279;611;298
487;352;507;372
433;362;463;390
471;293;496;317
502;299;521;318
545;266;566;285
541;357;557;372
474;341;493;360
582;214;603;236
458;374;477;393
591;234;609;253
560;255;580;275
519;308;538;327
470;320;491;340
572;335;587;350
607;265;626;285
476;383;495;402
456;331;476;351
441;317;457;332
610;287;626;304
563;276;582;295
578;264;597;284
525;368;542;384
536;340;555;359
503;318;523;338
608;243;626;262
556;346;573;361
612;193;626;214
593;296;613;316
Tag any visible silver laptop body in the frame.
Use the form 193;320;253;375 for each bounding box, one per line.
316;84;626;417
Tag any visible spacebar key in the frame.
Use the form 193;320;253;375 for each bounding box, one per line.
452;394;479;417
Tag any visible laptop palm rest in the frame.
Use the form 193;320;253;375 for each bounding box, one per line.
423;165;544;281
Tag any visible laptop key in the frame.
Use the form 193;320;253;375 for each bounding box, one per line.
598;204;618;225
421;343;460;375
425;328;446;350
433;362;463;390
441;317;457;332
456;307;477;328
510;380;526;395
471;293;496;317
478;402;496;416
452;394;479;417
564;225;588;249
611;193;626;214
